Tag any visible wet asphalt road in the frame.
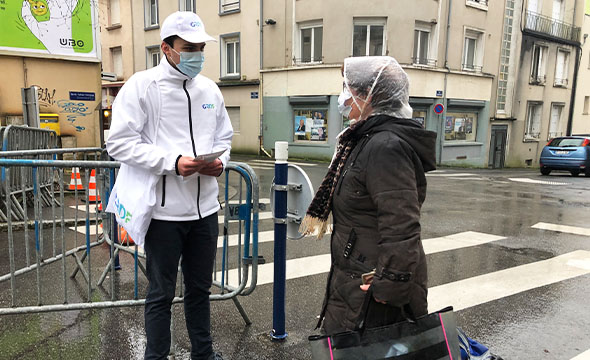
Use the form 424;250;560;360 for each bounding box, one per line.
1;154;590;360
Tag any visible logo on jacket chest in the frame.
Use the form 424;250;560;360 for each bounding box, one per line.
202;104;215;110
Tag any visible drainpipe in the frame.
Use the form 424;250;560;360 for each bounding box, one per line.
566;1;581;136
440;0;452;165
259;0;272;157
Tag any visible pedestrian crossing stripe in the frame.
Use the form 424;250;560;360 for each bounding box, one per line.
215;231;506;287
509;178;569;186
532;222;590;237
428;250;590;312
571;349;590;360
248;159;319;167
426;173;478;177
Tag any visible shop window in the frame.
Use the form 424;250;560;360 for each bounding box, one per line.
412;110;427;127
554;49;569;87
145;0;158;28
525;102;543;140
352;18;386;57
530;44;548;85
294;109;328;143
296;22;323;64
444;112;477;141
226;106;240;134
221;34;240;78
146;46;160;69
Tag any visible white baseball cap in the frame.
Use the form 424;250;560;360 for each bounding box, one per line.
160;11;216;44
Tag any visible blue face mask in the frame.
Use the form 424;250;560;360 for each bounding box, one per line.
171;48;204;78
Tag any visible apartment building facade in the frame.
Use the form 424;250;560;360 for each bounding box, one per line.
572;0;590;135
99;0;261;153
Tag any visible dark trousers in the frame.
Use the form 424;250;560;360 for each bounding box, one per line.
143;214;219;360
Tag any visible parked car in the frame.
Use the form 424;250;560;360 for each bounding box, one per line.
539;135;590;177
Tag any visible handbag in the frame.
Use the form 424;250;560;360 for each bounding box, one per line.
309;288;461;360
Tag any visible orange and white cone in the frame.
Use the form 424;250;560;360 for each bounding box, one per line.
85;169;100;203
68;167;84;191
118;226;135;246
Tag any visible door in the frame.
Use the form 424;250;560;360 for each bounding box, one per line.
489;125;508;169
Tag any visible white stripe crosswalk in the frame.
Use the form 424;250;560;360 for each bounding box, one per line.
571;349;590;360
532;222;590;237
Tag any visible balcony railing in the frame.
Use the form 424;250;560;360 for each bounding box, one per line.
524;11;581;43
412;57;437;66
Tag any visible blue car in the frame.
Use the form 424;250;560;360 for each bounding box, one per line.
539;135;590;177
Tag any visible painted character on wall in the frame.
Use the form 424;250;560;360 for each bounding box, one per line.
20;0;81;55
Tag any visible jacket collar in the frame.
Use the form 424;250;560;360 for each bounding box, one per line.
159;56;192;82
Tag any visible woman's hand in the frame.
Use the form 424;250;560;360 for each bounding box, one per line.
359;284;386;304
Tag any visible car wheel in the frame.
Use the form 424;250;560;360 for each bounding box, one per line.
540;168;551;176
571;170;580;177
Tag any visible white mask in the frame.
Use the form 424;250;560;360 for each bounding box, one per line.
338;87;353;118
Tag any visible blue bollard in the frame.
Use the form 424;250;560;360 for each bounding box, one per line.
271;141;289;341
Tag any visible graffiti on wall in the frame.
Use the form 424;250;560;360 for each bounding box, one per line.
33;85;57;107
57;100;90;132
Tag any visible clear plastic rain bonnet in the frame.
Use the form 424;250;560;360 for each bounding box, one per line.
343;56;413;120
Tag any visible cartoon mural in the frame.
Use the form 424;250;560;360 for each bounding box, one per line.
0;0;98;58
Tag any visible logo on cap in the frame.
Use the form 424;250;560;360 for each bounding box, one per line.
190;21;201;28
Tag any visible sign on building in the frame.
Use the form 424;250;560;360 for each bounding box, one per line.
0;0;99;59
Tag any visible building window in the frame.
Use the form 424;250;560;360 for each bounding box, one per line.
528;0;539;13
463;29;484;72
413;22;435;66
226;106;240;134
554;49;569;87
583;96;589;115
530;44;548;85
548;103;564;139
294;109;327;143
525;102;543;140
110;46;123;79
146;46;160;69
109;0;120;26
444;112;477;141
179;0;195;12
220;0;239;14
466;0;489;9
352;18;386;57
296;22;323;64
145;0;158;28
221;35;240;78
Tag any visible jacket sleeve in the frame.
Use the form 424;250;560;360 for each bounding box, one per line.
212;91;234;169
106;76;178;175
364;138;424;307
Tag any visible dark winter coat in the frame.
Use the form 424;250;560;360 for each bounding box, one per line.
320;114;437;334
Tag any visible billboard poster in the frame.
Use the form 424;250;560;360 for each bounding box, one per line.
0;0;98;59
294;109;327;142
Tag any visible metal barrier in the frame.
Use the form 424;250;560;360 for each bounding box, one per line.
0;155;260;335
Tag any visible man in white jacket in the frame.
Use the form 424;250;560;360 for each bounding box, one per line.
106;11;233;360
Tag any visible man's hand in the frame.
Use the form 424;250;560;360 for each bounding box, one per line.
177;156;223;177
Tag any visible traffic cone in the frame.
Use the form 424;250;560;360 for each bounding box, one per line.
85;169;101;203
118;226;135;246
68;167;84;191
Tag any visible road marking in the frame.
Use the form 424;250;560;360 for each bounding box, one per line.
69;204;98;213
532;222;590;237
427;250;590;312
571;349;590;360
218;231;505;286
426;173;477;177
247;159;320;167
508;178;569;185
219;212;273;223
68;225;103;236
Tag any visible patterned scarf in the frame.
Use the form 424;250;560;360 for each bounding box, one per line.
299;118;369;239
